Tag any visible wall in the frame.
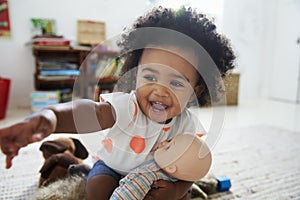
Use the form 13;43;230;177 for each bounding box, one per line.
0;0;289;108
0;0;149;108
221;0;271;102
221;0;299;103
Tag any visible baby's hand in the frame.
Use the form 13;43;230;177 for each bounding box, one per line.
0;109;57;168
156;140;170;150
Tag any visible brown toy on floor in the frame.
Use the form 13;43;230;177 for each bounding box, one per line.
35;163;91;200
191;174;231;199
38;137;89;187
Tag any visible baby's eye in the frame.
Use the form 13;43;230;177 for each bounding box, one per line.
170;80;184;88
143;75;157;82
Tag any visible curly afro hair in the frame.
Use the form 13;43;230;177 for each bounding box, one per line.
116;6;236;106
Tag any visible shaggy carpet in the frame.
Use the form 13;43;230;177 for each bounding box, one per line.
0;125;300;200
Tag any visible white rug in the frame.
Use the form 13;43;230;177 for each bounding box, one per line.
0;142;42;200
206;125;300;200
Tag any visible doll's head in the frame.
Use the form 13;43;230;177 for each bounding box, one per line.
154;134;212;181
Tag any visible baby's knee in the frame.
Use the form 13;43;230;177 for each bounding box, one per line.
85;174;118;200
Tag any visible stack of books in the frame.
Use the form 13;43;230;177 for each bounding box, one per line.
34;37;70;46
31;89;73;112
93;57;123;79
38;59;80;81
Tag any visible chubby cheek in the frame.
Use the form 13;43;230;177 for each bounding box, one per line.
136;87;150;112
173;92;192;111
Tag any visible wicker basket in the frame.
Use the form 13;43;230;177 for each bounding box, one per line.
218;73;240;106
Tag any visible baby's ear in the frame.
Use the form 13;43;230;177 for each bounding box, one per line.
194;85;204;97
189;85;204;104
165;165;177;174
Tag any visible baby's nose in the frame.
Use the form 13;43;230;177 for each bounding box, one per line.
153;84;170;97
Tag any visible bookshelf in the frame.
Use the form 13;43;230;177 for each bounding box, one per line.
32;45;120;100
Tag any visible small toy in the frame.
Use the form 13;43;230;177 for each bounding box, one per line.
217;176;232;192
38;137;89;187
191;174;232;199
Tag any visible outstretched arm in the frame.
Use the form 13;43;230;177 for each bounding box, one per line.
47;99;115;133
0;99;115;168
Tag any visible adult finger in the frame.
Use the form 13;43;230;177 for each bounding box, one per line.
2;144;19;169
6;155;13;169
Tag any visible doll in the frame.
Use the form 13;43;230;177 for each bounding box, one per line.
111;134;212;200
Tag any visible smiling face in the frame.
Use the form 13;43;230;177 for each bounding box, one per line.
136;47;200;123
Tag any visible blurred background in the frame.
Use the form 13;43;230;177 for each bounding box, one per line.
0;0;299;106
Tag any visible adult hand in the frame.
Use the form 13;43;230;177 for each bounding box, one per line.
144;180;177;200
0;110;56;169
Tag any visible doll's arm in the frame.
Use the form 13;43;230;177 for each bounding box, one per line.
110;171;152;200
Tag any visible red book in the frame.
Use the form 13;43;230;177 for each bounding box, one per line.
34;37;70;46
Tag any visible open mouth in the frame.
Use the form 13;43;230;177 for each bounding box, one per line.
150;101;168;112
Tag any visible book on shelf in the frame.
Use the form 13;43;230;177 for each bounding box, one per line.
40;69;80;76
99;58;118;78
112;58;123;77
93;57;110;77
30;89;73;112
38;61;78;70
31;90;59;112
31;89;73;112
38;55;79;63
33;37;70;46
37;75;75;80
96;57;123;78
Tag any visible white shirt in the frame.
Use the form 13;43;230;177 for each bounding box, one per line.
96;91;205;175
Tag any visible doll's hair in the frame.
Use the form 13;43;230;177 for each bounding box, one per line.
116;6;236;106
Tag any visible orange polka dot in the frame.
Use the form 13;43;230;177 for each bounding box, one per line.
99;96;105;102
102;138;113;153
162;127;170;132
196;133;204;137
130;136;145;154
